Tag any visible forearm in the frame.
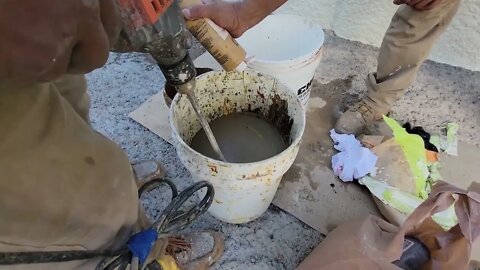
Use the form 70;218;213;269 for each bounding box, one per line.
237;0;288;29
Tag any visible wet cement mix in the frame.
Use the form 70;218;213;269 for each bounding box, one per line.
190;95;293;163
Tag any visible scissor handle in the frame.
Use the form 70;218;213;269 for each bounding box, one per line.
138;178;178;199
153;181;214;234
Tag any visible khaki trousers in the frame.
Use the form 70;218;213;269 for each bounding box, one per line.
0;75;139;269
365;0;461;113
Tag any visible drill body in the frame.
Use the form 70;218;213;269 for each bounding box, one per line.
116;0;197;94
116;0;227;161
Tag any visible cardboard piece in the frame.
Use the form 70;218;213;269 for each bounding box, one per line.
359;135;385;149
272;90;380;234
129;91;174;144
439;142;480;190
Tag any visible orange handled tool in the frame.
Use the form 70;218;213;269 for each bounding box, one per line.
138;0;174;24
116;0;174;29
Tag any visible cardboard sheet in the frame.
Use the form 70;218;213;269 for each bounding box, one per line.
440;142;480;190
129;91;174;144
271;88;380;234
129;52;479;237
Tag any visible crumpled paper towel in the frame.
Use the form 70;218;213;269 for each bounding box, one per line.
330;129;378;182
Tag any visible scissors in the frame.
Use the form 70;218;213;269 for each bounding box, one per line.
0;178;214;269
99;178;215;270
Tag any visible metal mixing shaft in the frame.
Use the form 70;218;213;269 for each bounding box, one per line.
151;51;227;162
185;89;227;162
129;0;227;162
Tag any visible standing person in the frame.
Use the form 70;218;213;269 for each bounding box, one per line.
183;0;461;135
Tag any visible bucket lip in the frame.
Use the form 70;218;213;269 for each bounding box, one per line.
170;70;306;167
237;14;325;66
247;48;323;72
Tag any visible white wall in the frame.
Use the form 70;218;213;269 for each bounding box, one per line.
275;0;480;71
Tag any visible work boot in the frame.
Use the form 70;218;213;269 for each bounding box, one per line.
146;231;224;270
334;99;386;135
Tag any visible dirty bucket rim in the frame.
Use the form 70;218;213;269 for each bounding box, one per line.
170;70;306;167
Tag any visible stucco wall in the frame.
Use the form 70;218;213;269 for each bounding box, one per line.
274;0;480;71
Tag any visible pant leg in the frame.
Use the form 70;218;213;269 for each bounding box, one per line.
0;81;139;269
53;74;152;241
53;74;91;123
365;0;461;113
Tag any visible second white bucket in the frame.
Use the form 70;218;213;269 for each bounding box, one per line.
170;71;305;224
237;14;325;107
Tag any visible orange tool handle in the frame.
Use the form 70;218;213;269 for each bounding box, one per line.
139;0;174;24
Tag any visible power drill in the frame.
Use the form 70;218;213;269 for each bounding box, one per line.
116;0;196;94
116;0;227;160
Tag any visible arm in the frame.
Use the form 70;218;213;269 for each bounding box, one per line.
183;0;288;38
0;0;120;85
393;0;442;10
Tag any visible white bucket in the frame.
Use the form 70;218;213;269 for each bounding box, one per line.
170;71;305;223
237;14;325;107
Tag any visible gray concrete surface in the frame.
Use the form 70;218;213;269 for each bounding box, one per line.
86;31;479;269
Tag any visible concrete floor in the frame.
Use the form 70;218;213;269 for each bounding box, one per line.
86;32;480;269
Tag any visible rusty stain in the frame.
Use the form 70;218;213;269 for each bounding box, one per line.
222;97;235;115
246;172;268;180
245;171;268;180
257;90;265;99
209;165;218;174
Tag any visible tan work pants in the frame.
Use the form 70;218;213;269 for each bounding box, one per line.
365;0;461;113
0;75;139;269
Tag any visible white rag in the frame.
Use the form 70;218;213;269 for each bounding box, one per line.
330;129;378;182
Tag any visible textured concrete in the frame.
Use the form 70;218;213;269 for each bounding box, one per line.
86;31;479;269
275;0;480;71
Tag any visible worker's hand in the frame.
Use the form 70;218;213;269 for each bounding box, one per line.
182;0;287;38
182;0;248;38
0;0;120;85
393;0;442;11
